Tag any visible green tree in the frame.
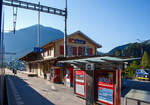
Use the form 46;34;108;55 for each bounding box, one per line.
126;61;139;79
141;51;150;69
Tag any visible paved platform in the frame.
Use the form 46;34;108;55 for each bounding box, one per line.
5;69;85;105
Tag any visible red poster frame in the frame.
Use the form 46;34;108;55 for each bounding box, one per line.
96;70;116;105
75;70;86;98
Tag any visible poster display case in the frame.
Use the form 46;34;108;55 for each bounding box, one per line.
75;70;85;98
97;71;115;105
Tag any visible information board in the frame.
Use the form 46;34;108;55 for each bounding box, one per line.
98;87;113;104
75;70;85;97
97;71;115;105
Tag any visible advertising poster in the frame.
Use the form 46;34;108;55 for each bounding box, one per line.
75;71;85;97
76;84;85;96
98;87;113;104
97;72;114;104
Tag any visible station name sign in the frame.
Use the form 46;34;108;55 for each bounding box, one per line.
69;38;86;44
34;47;44;53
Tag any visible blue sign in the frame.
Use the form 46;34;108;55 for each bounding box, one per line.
34;47;44;53
87;64;91;70
56;63;64;67
98;87;113;104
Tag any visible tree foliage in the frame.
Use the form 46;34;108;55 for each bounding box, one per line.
141;51;150;69
126;61;139;79
112;42;150;57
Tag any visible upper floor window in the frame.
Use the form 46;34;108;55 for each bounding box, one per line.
60;45;94;56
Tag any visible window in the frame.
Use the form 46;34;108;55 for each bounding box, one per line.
47;48;50;56
49;48;52;56
87;47;90;56
71;46;74;56
43;52;45;57
83;47;86;56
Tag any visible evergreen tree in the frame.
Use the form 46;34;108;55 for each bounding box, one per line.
126;60;139;79
141;51;150;69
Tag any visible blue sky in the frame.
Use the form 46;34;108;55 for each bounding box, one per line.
3;0;150;52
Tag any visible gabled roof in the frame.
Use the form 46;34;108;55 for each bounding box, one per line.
41;31;102;48
67;31;102;48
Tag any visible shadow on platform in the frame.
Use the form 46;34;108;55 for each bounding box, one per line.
6;75;54;105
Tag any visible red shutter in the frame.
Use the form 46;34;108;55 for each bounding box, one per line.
78;47;82;55
73;47;77;56
90;48;93;55
60;45;64;55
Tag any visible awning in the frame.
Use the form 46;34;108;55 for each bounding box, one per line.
58;56;141;64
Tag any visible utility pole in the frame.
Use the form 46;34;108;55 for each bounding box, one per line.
37;2;40;47
64;0;67;57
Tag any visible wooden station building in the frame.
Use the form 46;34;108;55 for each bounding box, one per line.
19;31;102;86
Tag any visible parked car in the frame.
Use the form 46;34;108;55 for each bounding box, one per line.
135;69;150;80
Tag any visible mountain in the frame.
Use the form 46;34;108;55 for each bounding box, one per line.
97;51;104;55
109;43;131;54
4;24;64;59
108;40;150;57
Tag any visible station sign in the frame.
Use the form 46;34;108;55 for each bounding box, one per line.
86;63;94;70
56;63;64;67
69;38;86;44
33;47;44;53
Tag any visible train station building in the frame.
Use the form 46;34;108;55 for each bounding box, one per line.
19;31;102;86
